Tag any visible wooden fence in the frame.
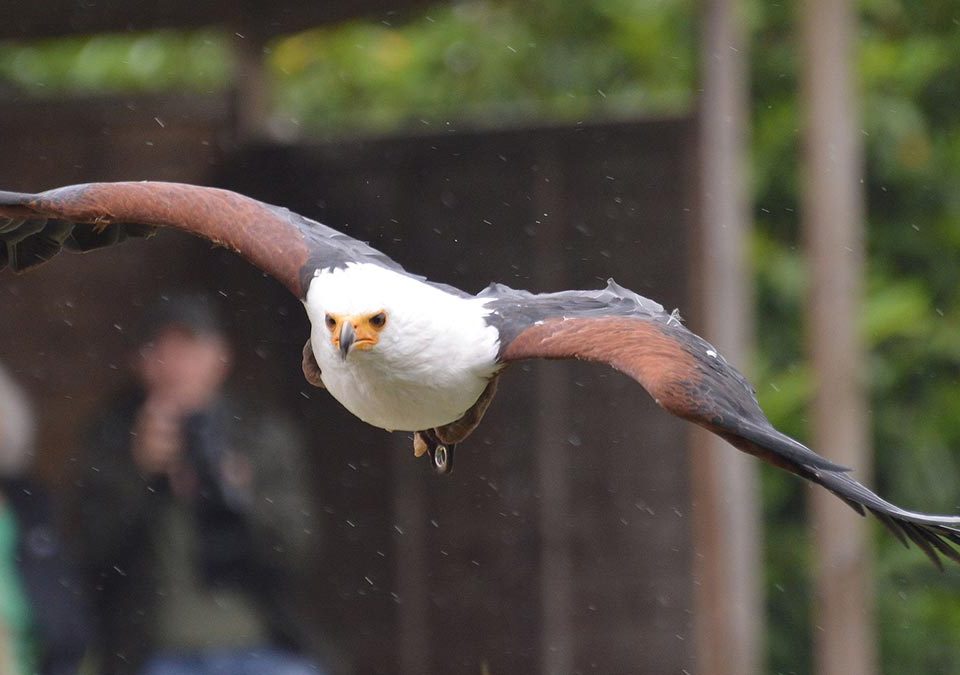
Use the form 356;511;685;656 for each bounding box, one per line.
0;96;696;673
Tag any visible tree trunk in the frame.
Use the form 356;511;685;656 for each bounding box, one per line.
692;1;762;673
801;1;877;673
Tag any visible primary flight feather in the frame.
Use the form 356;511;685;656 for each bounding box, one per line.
3;181;960;568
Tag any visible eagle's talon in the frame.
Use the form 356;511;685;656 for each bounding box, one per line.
301;339;325;388
430;443;454;475
413;432;429;458
416;430;455;475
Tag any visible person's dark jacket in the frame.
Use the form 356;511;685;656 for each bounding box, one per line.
3;478;90;675
71;388;321;675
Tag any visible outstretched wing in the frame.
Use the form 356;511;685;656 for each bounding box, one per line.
0;181;406;298
484;279;960;569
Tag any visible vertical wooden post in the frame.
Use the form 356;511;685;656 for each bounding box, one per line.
692;0;762;674
801;2;877;675
393;439;431;674
232;33;270;141
532;144;574;675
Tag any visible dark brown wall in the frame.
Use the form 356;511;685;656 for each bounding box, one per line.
0;98;695;674
0;94;233;484
2;0;437;40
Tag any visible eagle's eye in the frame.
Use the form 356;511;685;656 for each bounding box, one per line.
369;312;387;329
325;314;337;330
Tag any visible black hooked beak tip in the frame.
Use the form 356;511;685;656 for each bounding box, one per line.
339;321;356;360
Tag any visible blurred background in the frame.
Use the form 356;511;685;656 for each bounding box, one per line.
1;1;960;674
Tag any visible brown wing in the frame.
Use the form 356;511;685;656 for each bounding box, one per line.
0;181;407;298
485;282;960;568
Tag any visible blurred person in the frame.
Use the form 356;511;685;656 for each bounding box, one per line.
72;295;326;675
0;362;90;675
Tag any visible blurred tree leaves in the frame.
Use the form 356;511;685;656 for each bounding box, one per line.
266;0;694;136
0;31;230;95
3;0;960;672
0;2;695;131
753;2;960;672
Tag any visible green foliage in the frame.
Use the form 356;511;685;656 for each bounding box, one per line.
0;31;230;95
752;1;960;672
266;0;695;136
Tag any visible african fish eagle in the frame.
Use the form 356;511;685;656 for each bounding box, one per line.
2;181;959;568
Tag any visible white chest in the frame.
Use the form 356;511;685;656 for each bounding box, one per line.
303;264;501;431
316;353;493;431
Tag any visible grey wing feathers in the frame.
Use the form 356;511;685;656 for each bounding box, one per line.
293;211;410;288
482;277;960;568
818;471;960;569
479;278;673;346
286;207;411;275
0;182;463;299
0;194;156;274
484;279;842;474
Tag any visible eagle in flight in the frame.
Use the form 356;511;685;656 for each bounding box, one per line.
2;181;959;568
